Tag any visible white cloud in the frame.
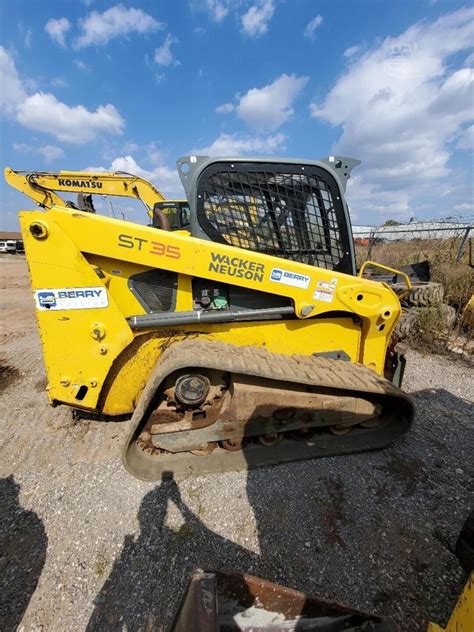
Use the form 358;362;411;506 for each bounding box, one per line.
39;145;66;161
192;131;285;155
154;34;178;66
304;15;323;41
241;0;274;37
45;17;71;47
236;73;309;131
456;124;474;150
74;59;90;71
76;4;163;48
310;8;474;221
87;155;183;198
0;47;27;116
197;0;276;35
198;0;245;23
17;93;124;143
204;0;233;22
13;142;65;163
50;77;68;88
216;102;234;113
453;202;474;211
344;45;361;58
24;28;33;48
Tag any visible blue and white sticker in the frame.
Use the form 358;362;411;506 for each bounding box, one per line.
270;268;311;289
34;287;108;311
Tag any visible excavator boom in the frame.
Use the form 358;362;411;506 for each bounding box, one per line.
4;167;167;211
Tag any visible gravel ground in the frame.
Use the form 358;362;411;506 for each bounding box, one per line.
1;257;473;631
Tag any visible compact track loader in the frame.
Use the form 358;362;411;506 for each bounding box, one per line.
7;156;414;480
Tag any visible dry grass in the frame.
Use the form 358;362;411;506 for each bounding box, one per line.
356;237;474;310
432;263;474;310
356;237;473;353
413;305;455;353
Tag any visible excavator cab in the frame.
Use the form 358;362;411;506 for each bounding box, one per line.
152;200;191;231
76;192;96;213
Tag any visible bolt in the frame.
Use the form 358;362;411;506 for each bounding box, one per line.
99;346;107;355
89;379;98;388
91;323;105;340
60;377;70;386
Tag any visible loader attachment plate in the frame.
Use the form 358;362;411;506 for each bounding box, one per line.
122;341;414;481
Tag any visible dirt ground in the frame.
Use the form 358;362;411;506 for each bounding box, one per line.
1;256;473;632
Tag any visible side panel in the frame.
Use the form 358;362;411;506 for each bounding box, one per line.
20;214;135;410
20;207;401;414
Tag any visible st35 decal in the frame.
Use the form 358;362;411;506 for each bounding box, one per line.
35;287;108;311
118;234;180;259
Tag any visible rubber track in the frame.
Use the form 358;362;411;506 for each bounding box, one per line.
122;340;415;480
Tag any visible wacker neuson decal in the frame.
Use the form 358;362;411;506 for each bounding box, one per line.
35;287;108;311
270;268;311;289
208;253;265;282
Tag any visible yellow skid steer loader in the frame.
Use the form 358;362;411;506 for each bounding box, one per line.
6;156;414;480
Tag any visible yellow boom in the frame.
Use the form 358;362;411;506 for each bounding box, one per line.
4;167;169;211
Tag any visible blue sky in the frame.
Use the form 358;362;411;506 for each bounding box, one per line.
0;0;473;231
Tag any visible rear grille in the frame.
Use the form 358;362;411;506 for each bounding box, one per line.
129;269;177;313
196;162;352;273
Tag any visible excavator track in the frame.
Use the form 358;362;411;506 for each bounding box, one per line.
122;340;414;481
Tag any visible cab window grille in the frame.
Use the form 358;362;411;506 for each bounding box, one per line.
196;162;352;273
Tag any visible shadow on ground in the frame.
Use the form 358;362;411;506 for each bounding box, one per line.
87;387;473;631
0;476;48;631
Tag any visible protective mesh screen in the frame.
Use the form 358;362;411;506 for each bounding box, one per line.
196;164;351;271
129;269;177;313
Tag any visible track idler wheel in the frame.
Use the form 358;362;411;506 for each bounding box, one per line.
258;432;283;446
329;424;353;436
221;438;243;451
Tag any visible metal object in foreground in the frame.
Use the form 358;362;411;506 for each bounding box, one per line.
171;569;398;632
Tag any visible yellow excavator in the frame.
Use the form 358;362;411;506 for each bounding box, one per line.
5;155;415;480
4;167;191;231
